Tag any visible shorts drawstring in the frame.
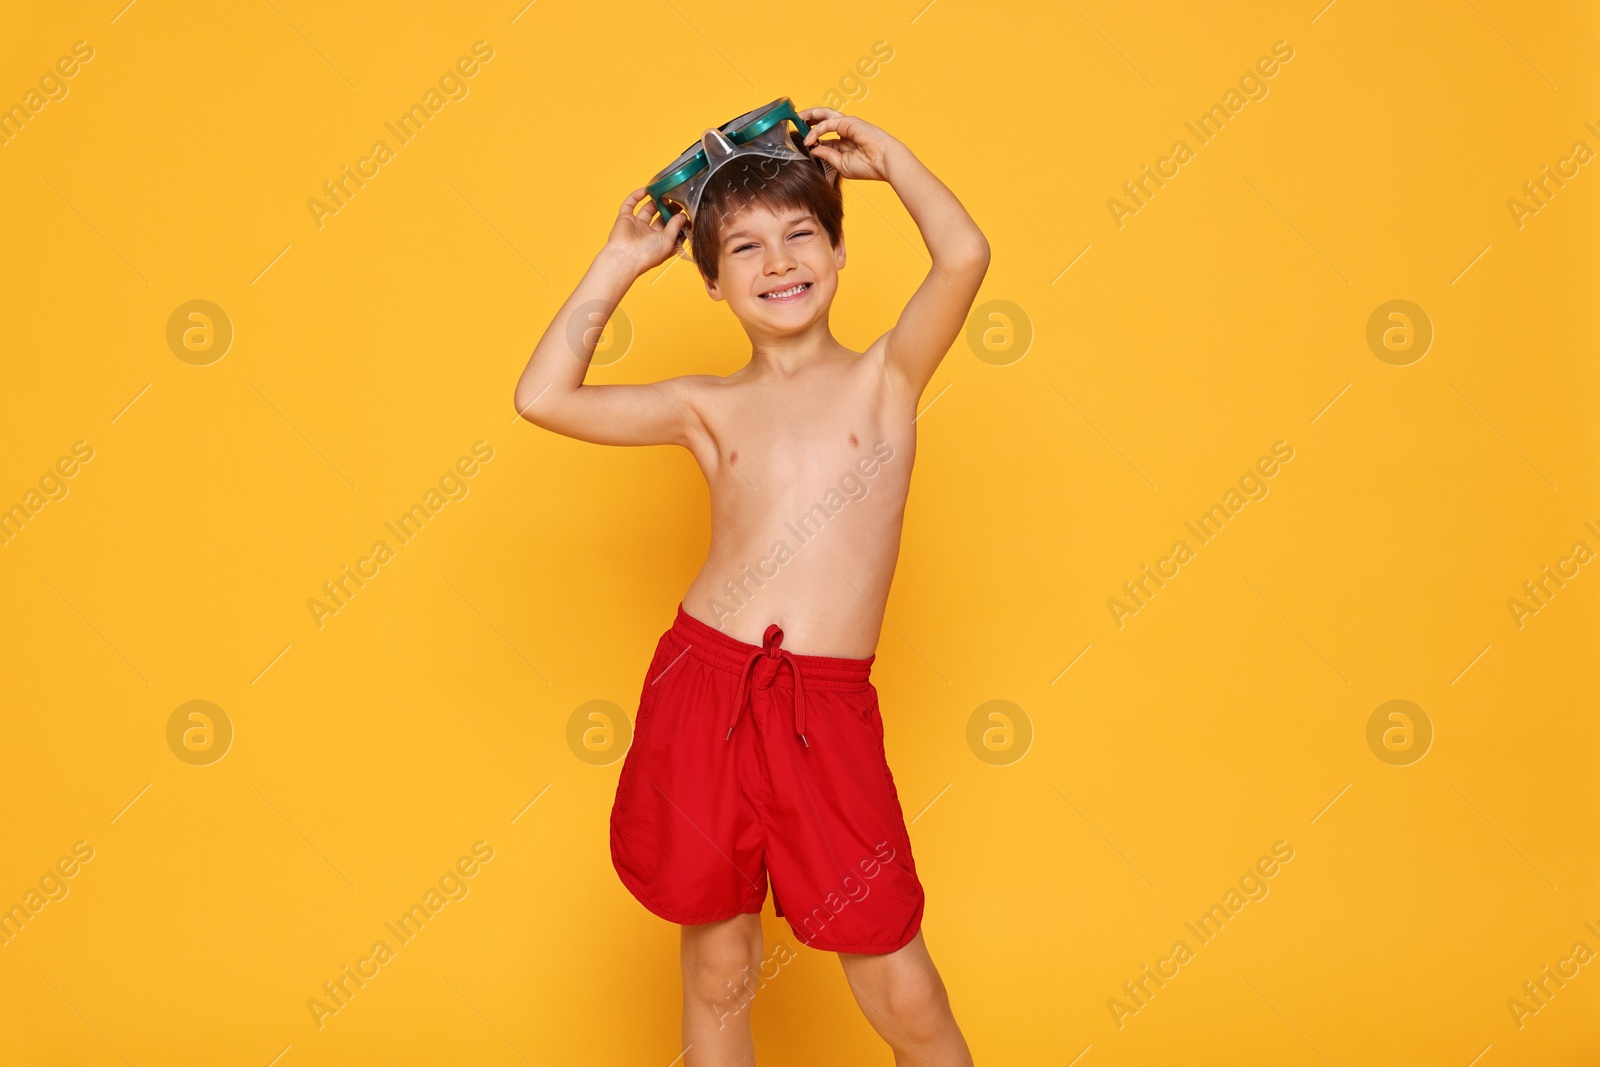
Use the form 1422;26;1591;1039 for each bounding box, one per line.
725;623;809;747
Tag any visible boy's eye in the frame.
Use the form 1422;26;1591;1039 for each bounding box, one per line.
732;242;756;253
789;230;814;240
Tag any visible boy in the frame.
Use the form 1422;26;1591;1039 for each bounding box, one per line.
514;104;987;1065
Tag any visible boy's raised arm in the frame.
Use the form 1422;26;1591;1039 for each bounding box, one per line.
513;190;702;448
800;108;990;403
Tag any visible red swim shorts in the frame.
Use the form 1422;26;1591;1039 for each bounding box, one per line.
610;603;925;954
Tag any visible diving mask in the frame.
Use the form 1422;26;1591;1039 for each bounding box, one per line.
646;97;838;255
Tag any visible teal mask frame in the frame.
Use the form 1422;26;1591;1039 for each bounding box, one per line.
645;97;836;251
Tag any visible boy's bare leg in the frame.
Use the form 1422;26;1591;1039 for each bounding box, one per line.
681;913;765;1067
837;931;975;1067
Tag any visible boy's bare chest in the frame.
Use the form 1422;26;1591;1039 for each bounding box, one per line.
693;373;910;492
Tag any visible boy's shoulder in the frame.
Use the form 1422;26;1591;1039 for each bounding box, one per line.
646;372;734;441
651;370;739;406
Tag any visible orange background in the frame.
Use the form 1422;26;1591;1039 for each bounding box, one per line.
1;1;1596;1064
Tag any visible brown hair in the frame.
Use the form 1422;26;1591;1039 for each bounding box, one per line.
688;155;843;283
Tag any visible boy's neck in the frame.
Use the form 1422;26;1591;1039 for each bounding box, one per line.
745;317;846;377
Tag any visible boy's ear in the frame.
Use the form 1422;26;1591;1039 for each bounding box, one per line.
834;234;847;271
703;271;725;302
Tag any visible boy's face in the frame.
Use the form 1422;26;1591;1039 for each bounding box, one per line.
702;203;845;336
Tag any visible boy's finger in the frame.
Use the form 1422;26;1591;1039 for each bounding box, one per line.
807;137;845;160
620;188;648;213
810;144;843;169
803;120;840;144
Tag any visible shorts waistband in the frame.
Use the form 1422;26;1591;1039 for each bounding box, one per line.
667;602;873;690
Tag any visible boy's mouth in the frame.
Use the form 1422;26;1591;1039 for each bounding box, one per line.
758;281;812;302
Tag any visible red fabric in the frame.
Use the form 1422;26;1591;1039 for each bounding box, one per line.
610;603;925;954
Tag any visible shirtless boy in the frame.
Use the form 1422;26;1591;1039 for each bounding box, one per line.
514;104;987;1066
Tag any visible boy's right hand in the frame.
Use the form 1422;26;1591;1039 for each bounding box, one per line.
605;188;688;275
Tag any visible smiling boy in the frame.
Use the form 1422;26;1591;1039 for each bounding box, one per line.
514;104;986;1065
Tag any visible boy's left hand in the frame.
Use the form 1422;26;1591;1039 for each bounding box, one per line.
799;107;902;182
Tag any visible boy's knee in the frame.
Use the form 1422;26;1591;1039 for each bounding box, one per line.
685;948;760;996
684;924;762;975
881;968;952;1041
683;927;764;1023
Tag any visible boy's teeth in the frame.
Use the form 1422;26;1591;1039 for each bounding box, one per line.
763;283;809;298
